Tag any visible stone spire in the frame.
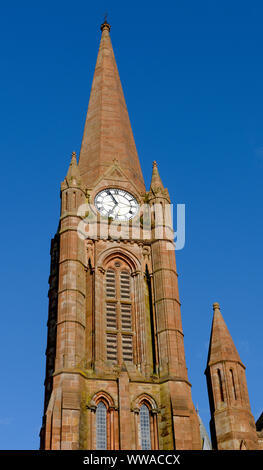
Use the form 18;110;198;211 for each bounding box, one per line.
196;408;212;450
148;160;170;203
206;302;243;367
78;21;145;193
65;151;81;187
150;161;165;191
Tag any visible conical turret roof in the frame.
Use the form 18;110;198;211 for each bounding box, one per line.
150;161;165;191
65;151;81;186
207;303;243;367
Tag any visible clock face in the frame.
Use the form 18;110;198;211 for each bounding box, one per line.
94;188;139;221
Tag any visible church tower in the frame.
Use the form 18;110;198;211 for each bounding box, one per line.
40;20;201;450
205;303;259;450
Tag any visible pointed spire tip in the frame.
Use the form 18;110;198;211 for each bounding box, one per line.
100;14;111;33
213;302;220;311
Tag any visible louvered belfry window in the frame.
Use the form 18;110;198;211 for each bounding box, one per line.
105;261;133;364
105;269;116;298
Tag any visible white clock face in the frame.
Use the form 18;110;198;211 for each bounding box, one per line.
94;188;139;221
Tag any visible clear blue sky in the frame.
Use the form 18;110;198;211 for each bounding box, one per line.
0;0;262;449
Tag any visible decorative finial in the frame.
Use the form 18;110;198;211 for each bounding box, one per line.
100;13;111;32
213;302;220;311
152;160;157;168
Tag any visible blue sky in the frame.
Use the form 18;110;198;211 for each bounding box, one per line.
0;0;262;449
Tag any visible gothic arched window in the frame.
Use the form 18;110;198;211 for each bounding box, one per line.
134;395;159;450
91;391;118;450
96;401;107;449
217;369;224;402
230;368;237;400
140;404;151;450
105;260;134;365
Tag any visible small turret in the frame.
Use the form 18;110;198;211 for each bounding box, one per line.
205;303;259;450
61;151;85;215
148;161;170;202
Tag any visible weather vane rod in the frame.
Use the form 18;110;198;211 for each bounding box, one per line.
103;12;108;23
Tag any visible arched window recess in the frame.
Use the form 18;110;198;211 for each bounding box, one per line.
132;395;159;450
88;391;118;450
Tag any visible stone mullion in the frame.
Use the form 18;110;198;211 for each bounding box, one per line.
85;407;93;449
85;266;95;368
114;409;119;449
237;366;244;407
133;272;145;372
222;362;231;406
106;407;111;449
116;269;122;365
139;271;147;369
130;277;137;366
91;409;96;449
133;409;140;449
231;365;240;404
153;411;159;450
94;267;105;368
131;273;140;367
109;407;115;449
149;272;159;371
150;412;155;449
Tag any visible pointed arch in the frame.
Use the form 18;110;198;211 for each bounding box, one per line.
97;246;141;273
92;390;116;408
133;393;159;450
133;393;159;410
89;391;118;450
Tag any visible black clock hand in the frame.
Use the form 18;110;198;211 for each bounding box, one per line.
106;189;117;204
108;201;118;217
107;190;118;205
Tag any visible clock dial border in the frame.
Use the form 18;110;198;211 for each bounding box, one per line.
94;188;139;221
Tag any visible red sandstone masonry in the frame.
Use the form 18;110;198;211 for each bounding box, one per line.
40;21;203;450
206;303;259;450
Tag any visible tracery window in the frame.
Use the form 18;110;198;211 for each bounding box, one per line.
105;260;134;365
134;395;159;450
96;402;107;449
92;392;118;450
140;404;151;450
